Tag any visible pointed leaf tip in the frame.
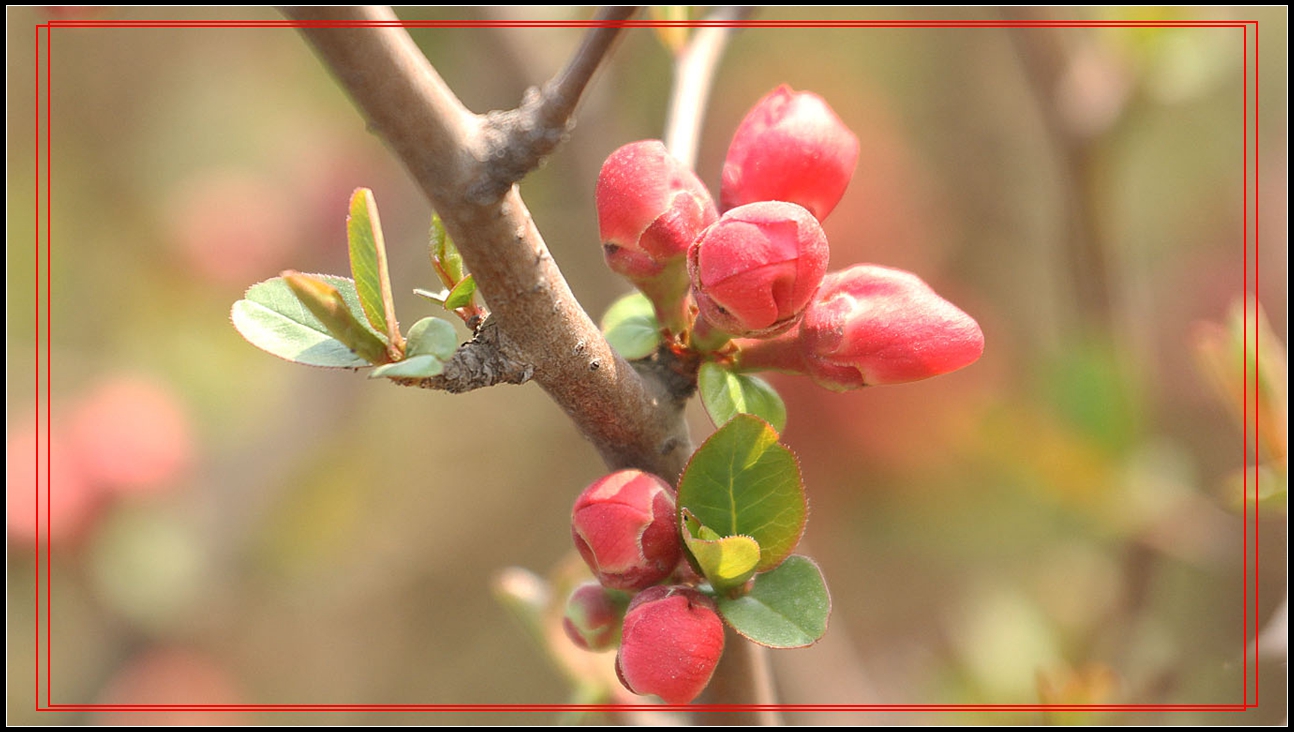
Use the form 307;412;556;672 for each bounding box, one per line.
347;188;402;354
232;274;386;368
283;271;391;365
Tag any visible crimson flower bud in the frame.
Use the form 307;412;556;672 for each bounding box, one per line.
721;85;860;221
562;582;626;652
571;470;682;592
799;264;984;390
597;140;718;282
688;201;829;338
615;586;725;705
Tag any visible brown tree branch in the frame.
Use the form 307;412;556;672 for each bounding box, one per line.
475;6;639;201
285;9;781;720
285;6;693;480
388;316;533;393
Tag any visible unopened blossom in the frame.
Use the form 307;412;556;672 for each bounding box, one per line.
721;85;860;221
614;585;725;704
571;470;682;592
688;201;829;338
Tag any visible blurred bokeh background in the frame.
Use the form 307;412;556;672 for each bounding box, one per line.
7;6;1286;725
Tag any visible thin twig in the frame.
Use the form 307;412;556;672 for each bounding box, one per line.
535;6;639;135
663;6;753;169
474;7;639;201
285;6;694;480
1003;12;1120;325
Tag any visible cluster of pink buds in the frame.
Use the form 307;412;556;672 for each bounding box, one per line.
595;84;983;387
567;470;724;704
580;83;987;706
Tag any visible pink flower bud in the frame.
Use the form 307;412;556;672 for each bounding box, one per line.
571;470;682;592
721;85;860;221
562;581;626;652
615;586;725;704
688;201;829;338
799;264;984;389
597;140;718;282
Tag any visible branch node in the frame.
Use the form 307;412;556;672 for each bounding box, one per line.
390;317;534;393
469;88;575;204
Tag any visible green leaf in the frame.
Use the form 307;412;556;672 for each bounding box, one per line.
281;272;391;364
370;355;445;380
231;274;386;368
347;188;400;348
429;212;465;284
444;274;477;311
600;292;661;360
699;362;788;432
681;509;760;593
405;317;458;361
677;414;807;572
716;555;830;648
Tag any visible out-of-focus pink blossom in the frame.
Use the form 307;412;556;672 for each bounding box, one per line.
6;421;102;546
67;377;193;494
562;581;626;652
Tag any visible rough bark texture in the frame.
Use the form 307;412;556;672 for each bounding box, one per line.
286;6;694;480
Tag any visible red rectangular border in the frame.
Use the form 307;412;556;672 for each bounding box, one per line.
31;14;1263;715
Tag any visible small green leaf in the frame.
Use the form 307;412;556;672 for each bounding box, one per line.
677;414;807;572
281;272;391;365
699;362;788;432
370;355;445;380
600;292;661;360
444;274;477;311
347;188;401;350
231;274;385;368
405;317;458;361
429;212;465;284
681;510;760;593
716;555;830;648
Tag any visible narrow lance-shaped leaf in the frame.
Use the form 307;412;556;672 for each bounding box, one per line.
677;414;807;572
347;188;404;356
716;555;830;648
231;274;382;368
444;274;477;311
282;271;391;365
429;212;466;285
